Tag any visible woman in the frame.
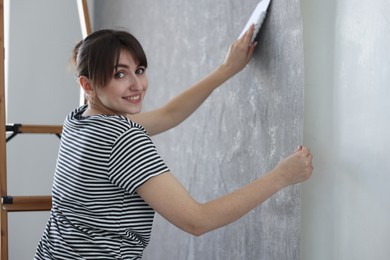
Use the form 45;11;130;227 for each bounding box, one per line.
35;25;313;259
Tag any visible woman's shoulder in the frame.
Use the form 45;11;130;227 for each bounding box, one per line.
100;114;146;133
65;105;149;137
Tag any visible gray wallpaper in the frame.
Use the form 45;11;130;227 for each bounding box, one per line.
94;0;304;259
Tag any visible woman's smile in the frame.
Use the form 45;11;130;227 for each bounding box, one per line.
123;94;142;103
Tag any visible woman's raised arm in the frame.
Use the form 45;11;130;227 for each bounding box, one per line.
129;24;257;136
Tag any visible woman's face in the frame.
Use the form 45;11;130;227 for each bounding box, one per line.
94;50;148;116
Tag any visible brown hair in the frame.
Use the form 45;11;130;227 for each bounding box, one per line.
72;29;147;87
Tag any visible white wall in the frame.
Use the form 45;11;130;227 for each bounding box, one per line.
5;0;82;259
301;0;390;259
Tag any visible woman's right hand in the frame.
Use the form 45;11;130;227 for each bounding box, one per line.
221;24;257;77
272;146;313;188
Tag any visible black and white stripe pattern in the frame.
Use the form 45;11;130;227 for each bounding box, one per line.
35;105;169;259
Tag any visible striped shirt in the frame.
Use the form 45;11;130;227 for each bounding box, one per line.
35;105;169;259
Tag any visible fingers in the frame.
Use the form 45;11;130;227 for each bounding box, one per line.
244;24;255;44
238;24;256;49
296;146;313;181
307;153;313;164
302;147;311;157
295;146;314;175
296;145;311;157
240;24;257;57
295;145;303;152
300;147;313;174
239;23;255;43
243;24;257;48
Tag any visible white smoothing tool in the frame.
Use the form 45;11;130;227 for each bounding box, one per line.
239;0;272;42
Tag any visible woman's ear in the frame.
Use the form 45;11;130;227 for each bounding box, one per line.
79;76;94;95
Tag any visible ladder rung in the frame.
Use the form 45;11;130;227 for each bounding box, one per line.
6;124;62;134
1;196;52;212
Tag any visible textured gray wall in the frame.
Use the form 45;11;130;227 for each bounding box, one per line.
94;1;304;259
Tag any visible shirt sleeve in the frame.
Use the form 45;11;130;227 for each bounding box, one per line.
108;127;169;195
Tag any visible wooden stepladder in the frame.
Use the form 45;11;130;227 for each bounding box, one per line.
0;1;91;259
0;0;7;257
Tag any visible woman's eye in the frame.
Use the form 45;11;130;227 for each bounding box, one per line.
114;72;126;79
135;67;146;75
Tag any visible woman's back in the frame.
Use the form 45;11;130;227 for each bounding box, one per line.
35;105;169;260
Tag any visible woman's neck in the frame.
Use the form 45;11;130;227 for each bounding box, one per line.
82;101;114;117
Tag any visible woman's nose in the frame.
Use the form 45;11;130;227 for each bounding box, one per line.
129;76;144;91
